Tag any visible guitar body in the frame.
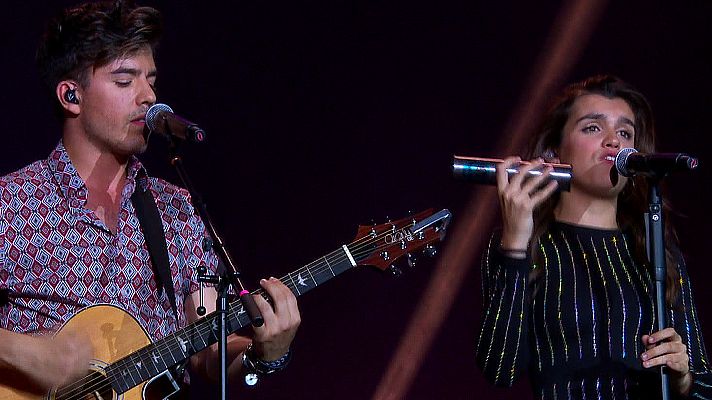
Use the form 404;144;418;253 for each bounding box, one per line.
0;305;179;400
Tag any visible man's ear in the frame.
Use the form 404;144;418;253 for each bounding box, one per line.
56;81;81;115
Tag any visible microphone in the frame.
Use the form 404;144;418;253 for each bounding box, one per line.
614;148;699;178
145;103;206;143
452;155;572;191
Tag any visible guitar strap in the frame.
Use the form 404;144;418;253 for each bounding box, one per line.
131;175;180;321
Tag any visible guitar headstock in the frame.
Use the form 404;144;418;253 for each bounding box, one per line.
347;209;451;273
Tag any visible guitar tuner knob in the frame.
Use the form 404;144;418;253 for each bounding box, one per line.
424;244;437;258
380;251;390;261
417;231;425;240
389;265;402;277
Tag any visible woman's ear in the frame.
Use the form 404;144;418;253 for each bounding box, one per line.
56;81;81;115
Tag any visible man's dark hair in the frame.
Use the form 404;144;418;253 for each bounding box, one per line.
36;0;162;102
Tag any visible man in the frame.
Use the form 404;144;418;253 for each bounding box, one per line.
0;0;300;395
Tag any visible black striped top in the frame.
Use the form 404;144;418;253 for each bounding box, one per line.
476;221;712;399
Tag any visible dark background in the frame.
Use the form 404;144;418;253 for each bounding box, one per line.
2;1;711;399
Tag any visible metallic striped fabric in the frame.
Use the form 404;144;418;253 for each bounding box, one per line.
476;222;712;399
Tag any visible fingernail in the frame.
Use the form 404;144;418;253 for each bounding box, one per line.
641;353;648;360
260;279;267;284
643;361;649;367
270;276;277;281
649;337;656;343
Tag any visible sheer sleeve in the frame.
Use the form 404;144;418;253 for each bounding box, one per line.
475;231;533;387
669;257;712;398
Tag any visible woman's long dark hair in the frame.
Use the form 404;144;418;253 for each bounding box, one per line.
525;75;680;304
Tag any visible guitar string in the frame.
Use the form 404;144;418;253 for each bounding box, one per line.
55;220;434;400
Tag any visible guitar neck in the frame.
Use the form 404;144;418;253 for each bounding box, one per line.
108;244;359;394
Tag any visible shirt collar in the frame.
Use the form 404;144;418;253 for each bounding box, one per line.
47;141;148;212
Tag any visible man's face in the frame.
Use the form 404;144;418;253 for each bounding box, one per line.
76;46;157;158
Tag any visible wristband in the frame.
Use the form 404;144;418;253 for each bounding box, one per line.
241;343;292;386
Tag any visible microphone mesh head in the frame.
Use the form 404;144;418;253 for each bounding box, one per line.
145;103;173;132
614;147;637;177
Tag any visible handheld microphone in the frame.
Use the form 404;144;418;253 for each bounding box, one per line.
145;103;206;143
614;148;698;178
452;155;572;191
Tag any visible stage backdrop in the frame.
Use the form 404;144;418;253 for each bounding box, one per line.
2;1;711;399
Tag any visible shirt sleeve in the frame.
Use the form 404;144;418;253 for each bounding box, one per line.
475;230;533;387
669;256;712;398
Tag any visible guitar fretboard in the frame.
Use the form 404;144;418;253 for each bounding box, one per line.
107;244;359;394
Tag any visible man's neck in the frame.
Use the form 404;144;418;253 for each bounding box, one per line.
62;126;130;233
62;127;129;195
554;188;619;229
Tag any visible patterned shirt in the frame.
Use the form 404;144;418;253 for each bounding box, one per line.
0;142;218;341
476;222;712;399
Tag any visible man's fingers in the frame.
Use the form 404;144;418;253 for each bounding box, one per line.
260;277;298;318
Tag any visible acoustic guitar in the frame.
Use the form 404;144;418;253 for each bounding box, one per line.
0;209;451;400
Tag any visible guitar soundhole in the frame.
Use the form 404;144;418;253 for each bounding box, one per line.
53;370;114;400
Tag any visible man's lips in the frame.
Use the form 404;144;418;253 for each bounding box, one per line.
130;115;146;125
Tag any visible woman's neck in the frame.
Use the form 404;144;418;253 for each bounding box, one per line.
554;189;618;229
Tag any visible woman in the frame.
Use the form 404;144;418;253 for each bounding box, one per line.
475;75;711;399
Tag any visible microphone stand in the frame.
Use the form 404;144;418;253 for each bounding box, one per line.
644;178;670;400
165;141;264;400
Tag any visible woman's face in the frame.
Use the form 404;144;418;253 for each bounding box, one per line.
557;94;636;198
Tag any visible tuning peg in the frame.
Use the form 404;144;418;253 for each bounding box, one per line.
423;244;437;258
407;253;417;268
388;265;403;277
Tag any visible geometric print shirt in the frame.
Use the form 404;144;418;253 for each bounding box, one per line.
0;141;218;341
